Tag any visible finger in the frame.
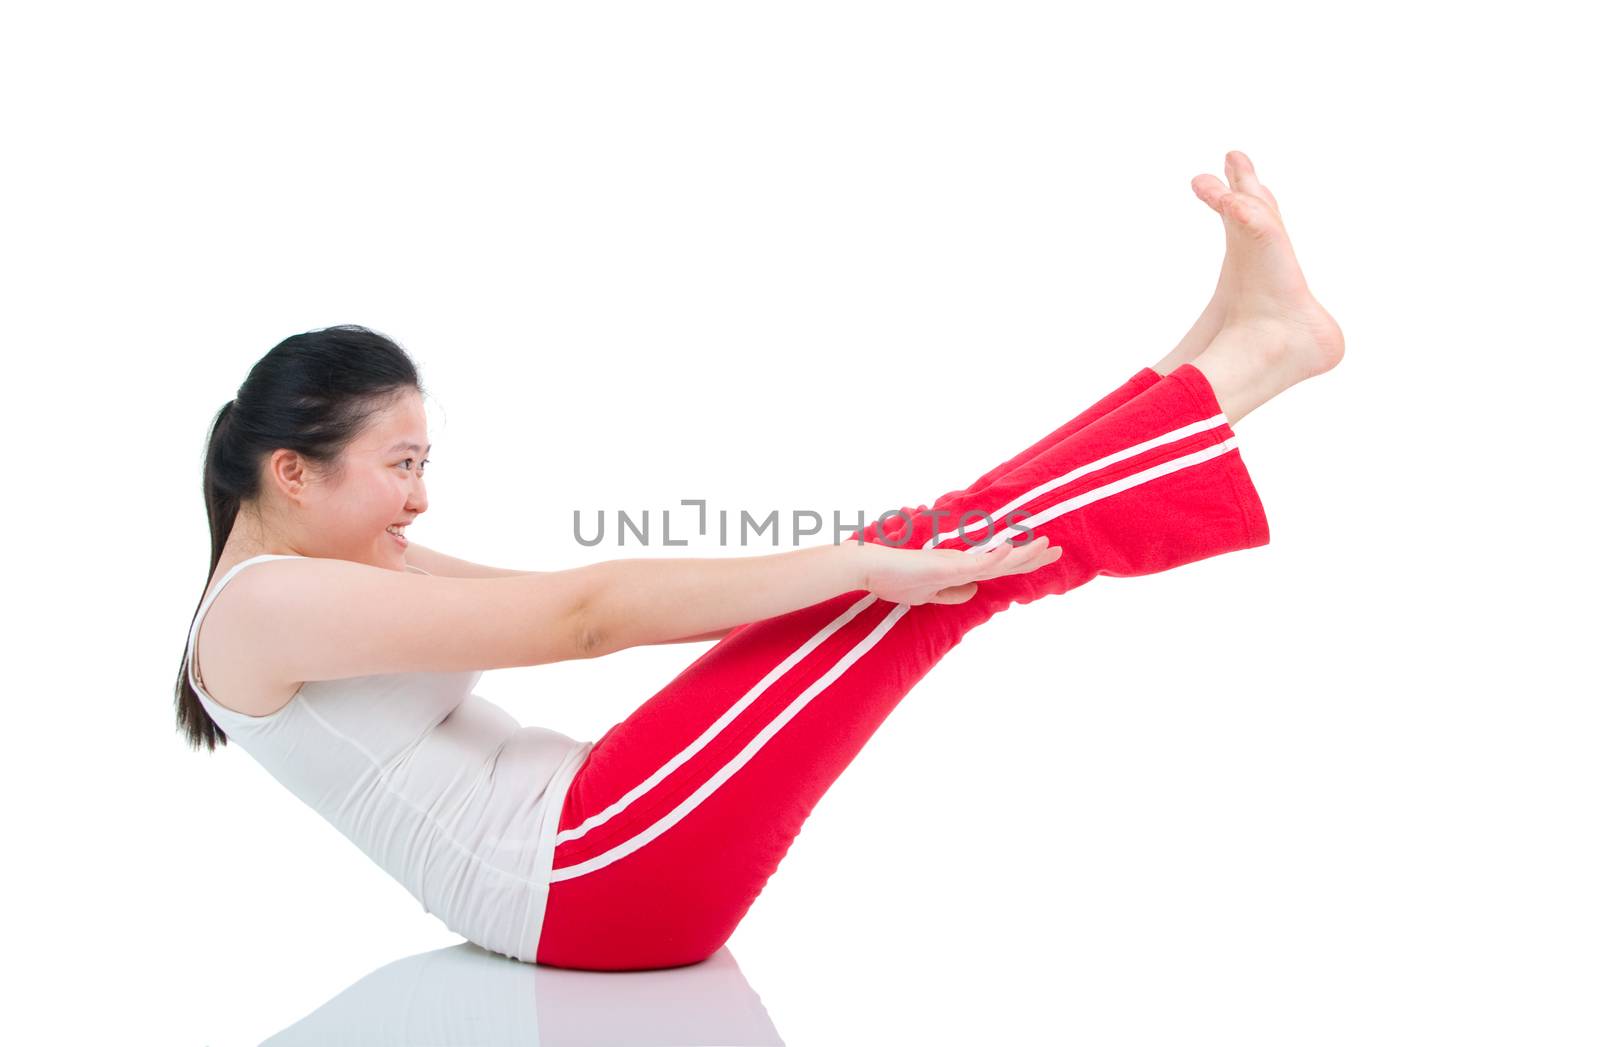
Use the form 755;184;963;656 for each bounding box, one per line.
1001;536;1051;559
962;542;1018;581
996;540;1059;576
985;541;1062;582
1018;546;1064;572
965;537;1049;581
930;582;978;604
963;540;1014;573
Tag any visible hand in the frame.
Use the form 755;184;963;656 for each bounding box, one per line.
850;536;1062;606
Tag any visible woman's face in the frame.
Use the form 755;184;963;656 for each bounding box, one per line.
301;389;431;569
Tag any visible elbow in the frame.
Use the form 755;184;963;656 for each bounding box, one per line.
566;561;621;661
571;594;610;660
576;617;607;659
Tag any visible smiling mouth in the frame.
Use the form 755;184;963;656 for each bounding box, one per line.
386;524;409;546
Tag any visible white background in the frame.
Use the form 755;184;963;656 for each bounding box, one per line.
6;2;1596;1044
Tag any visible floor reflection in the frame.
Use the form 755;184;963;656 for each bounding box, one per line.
261;942;785;1046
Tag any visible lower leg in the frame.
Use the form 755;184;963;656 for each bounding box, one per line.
1152;276;1229;377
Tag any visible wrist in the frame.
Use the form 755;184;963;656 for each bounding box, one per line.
832;539;870;591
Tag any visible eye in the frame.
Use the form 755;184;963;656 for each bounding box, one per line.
400;457;431;474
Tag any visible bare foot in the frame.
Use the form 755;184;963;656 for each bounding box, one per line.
1153;150;1269;374
1185;151;1344;423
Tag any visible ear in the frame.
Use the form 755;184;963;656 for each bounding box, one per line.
266;447;314;502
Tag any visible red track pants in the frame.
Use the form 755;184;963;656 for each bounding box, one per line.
535;362;1270;970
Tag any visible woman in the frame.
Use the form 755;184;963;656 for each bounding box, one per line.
179;151;1343;971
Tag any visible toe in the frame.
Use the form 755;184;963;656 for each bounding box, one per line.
1257;183;1283;215
1224;151;1251;191
1227;150;1282;217
1225;151;1266;198
1225;190;1276;234
1193;174;1257;226
1195;174;1274;233
1191;173;1230;213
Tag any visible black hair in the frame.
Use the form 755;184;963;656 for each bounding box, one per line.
177;324;424;751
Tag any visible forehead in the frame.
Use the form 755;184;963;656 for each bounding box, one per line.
358;390;430;451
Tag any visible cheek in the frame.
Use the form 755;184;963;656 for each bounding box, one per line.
351;476;401;526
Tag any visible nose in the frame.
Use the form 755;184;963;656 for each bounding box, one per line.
407;473;428;516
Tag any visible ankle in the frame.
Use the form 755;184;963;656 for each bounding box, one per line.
1190;323;1296;424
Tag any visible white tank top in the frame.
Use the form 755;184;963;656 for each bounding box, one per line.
184;552;594;963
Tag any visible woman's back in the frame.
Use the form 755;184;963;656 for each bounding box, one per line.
185;553;593;961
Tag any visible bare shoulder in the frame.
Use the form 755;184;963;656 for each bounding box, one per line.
194;557;324;717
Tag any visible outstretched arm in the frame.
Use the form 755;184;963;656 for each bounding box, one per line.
576;545;861;657
576;538;1055;658
405;541;733;644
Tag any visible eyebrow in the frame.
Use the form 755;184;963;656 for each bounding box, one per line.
386;442;432;454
